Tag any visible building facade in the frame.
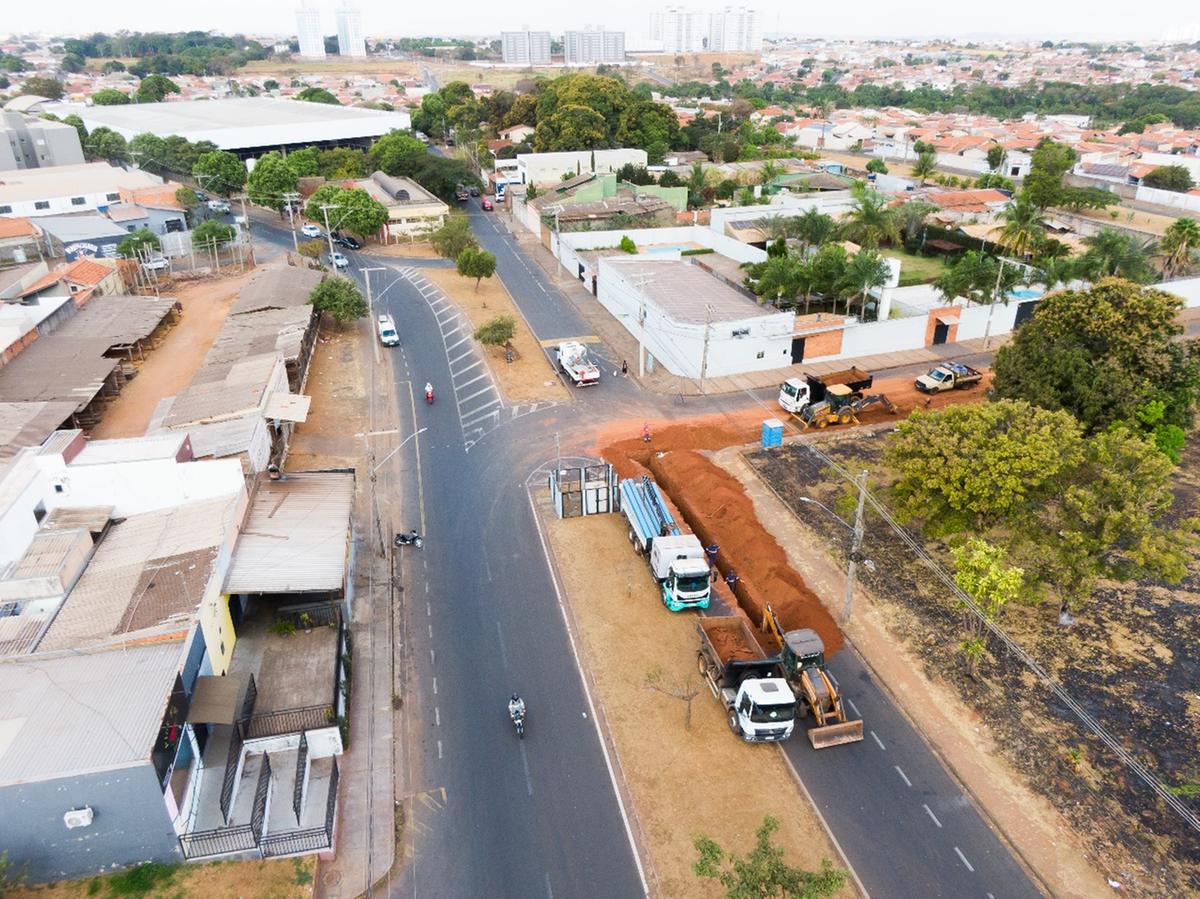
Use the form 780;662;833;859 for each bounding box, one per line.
563;28;626;65
0;111;85;172
651;7;708;53
295;4;326;59
501;30;553;65
335;4;366;57
708;6;761;52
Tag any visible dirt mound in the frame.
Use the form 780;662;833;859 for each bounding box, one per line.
598;409;844;655
704;620;762;662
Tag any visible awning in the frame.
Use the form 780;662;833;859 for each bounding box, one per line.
264;393;311;423
935;313;961;325
188;674;249;725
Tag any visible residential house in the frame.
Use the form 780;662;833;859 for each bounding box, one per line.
354;172;449;241
0;216;44;266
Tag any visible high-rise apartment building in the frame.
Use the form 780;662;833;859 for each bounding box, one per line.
295;4;325;58
651;7;708;54
708;6;761;52
501;30;553;65
564;28;626;65
336;4;366;57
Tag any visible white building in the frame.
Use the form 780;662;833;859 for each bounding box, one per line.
651;7;708;53
295;3;326;59
564;28;626;65
336;4;366;57
0;162;165;218
501;30;553;65
708;6;761;52
515;148;648;186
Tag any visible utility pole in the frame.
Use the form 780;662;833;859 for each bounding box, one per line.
699;303;713;394
237;194;252;266
842;469;869;625
982;256;1009;349
283;191;301;251
320;204;341;273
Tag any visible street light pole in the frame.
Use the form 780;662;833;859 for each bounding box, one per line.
371;427;427;477
842;470;869;625
320;204;341;272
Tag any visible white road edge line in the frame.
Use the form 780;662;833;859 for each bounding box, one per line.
525;486;650;898
923;803;942;828
519;741;534;797
953;846;975;873
870;730;886;750
845;697;860;717
894;765;912;787
434;707;440;727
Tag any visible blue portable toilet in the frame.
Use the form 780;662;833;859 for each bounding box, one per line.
761;418;784;449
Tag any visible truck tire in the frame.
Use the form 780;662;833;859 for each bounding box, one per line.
817;418;828;429
697;652;709;678
727;709;741;735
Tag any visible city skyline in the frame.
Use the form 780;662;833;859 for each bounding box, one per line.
1;0;1197;42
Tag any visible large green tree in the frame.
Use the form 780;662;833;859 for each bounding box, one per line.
1141;165;1194;193
535;74;630;136
694;815;846;899
934;250;1022;306
992;278;1200;435
839;182;899;249
430;215;478;260
90;88;130;105
317;147;368;180
1021;139;1076;209
1076;229;1157;283
84;126;128;163
302;185;387;237
192;220;236;248
534;104;608;152
309;277;368;325
246;151;299;207
19;76;63;100
616;100;680;164
294;86;339;105
995;196;1047;258
369;130;427;176
116;228;161;259
135;74;180;103
456;247;496;291
193;149;247;196
284;146;321;178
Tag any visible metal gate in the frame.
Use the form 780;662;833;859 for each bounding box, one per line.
549;464;617;518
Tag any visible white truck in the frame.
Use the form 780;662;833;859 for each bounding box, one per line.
697;617;796;742
556;341;600;386
376;314;399;347
619;475;712;612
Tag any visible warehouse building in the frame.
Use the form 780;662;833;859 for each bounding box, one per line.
47;98;411;161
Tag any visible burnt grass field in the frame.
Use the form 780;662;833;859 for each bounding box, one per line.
747;432;1200;898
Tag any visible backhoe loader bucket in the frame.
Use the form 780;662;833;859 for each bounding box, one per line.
807;719;865;749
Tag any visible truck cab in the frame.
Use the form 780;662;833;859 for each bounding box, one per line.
648;536;711;610
778;378;811;414
731;679;796;742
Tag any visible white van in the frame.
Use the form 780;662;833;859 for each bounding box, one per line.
377;313;400;347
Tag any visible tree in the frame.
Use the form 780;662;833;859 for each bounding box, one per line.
474;315;516;346
839;182;899;249
865;157;888;175
745;256;802;307
430;215;478;260
193;150;246;196
934;251;1022;306
245;151;298;207
884;400;1085;536
1160;216;1200;279
808;243;850;311
535;73;630;136
135;74;180;103
174;186;198;209
116;228;161;259
975;172;1015;192
1141;165;1194;193
90;88;130;105
294;86;340;105
285;146;322;178
456;247;496;291
60;53;86;73
986;144;1007;172
318;147;368;180
694;815;846;899
302;185;387;237
534;104;607;152
19;76;63;100
297;239;324;259
792;207;837;252
992;278;1200;436
84;126;127;163
996;196;1047;258
1076;229;1156;283
101;59;126;74
616;100;679;164
263;78;279;91
910;150;937;185
192;220;236;248
951;539;1024;677
893;200;935;245
309;277;368;325
370;130;427;176
645;665;703;730
1022;139;1076;209
839;249;891;318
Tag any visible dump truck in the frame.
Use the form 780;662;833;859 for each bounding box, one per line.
556;341;600;386
778;368;874;417
696;617;796;742
760;605;864;749
915;362;983;394
791;381;898;430
619;476;711;611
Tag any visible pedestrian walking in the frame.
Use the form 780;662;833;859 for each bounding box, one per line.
621;359;629;377
641;423;652;443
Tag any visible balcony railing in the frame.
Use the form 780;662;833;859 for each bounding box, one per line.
243;704;335;740
250;752;271;843
293;732;308;825
180;825;256;860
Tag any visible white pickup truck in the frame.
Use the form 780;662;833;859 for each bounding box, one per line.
376;314;399;347
556;341;600;386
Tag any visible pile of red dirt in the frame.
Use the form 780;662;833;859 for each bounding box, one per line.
703;620;763;662
599;411;844;656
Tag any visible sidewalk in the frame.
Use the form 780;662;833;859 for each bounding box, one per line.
495;212;1009;396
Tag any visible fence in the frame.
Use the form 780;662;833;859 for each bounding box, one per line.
293;732;308;825
549;464;617;518
250;752;271;843
220;674;257;823
244;705;335;740
179;824;257;860
259;756;339;859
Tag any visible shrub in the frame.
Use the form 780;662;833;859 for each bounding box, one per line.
474;315;516;346
619;235;637;254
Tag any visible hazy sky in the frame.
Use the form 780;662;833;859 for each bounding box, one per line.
4;1;1199;43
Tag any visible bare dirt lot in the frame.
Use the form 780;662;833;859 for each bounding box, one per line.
542;507;851;899
12;856;315;899
287;317;370;471
745;435;1200;898
368;241;443;258
90;270;256;439
419;267;570;404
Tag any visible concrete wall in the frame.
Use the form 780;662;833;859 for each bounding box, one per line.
0;763;182;883
1134;184;1200;213
516;149;648;186
709;191;857;239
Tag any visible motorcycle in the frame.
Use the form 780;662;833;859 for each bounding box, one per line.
510;705;525;739
425;383;435;405
394;529;424;549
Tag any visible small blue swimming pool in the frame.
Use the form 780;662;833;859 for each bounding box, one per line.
645;245;692;254
1008;288;1043;300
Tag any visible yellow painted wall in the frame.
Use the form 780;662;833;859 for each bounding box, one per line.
198;590;236;675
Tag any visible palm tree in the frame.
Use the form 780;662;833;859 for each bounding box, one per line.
894;200;936;245
840;250;891;318
1160;217;1200;279
1035;255;1077;291
840;182;900;249
910;151;937;186
791;208;836;253
1078;228;1158;283
759;159;783;187
996;197;1047;259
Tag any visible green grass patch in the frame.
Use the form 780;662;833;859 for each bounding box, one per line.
881;248;947;286
105;862;178;896
293;857;313;886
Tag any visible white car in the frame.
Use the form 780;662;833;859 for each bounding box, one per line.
377;314;400;346
300;223;322;238
207;199;231;214
142;256;170;271
329;252;349;269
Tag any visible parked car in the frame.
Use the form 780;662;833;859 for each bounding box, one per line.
469;186;480;197
328;252;350;269
195;190;208;202
377;314;400;346
481;197;493;211
300;223;322;238
207;199;231;214
332;232;362;250
415;131;430;143
142;256;170;271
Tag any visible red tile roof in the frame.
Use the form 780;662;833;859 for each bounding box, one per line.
0;217;38;240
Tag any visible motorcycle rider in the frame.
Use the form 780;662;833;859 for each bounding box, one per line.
424;381;434;401
508;693;525;721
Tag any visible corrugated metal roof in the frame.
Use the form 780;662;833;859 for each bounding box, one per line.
231;265;324;315
163;353;279;426
0;640;182;785
0;402;76;459
224;471;354;595
199;306;313;376
71;433;187;466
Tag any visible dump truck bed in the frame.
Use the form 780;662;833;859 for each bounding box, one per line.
698;617;768;665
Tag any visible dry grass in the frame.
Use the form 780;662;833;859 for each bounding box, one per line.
12;857;315;899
